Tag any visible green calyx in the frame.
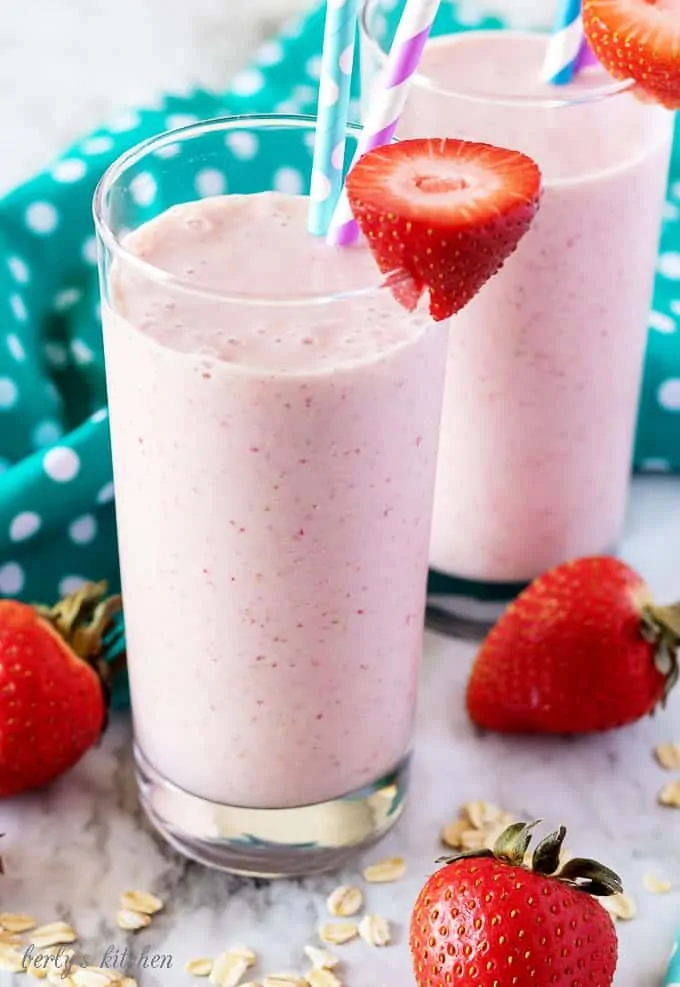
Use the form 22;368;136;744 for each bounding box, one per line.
437;821;623;898
640;602;680;704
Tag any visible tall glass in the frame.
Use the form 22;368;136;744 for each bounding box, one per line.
93;115;449;877
362;4;674;629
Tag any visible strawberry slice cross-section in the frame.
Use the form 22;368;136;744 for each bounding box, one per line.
345;137;542;322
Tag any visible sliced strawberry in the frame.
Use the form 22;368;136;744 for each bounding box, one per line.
583;0;680;110
345;138;541;322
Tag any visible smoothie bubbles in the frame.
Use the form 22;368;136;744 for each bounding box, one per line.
361;0;676;630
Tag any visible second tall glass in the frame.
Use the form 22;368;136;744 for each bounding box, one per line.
362;5;674;626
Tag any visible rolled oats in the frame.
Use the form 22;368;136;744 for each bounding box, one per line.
302;947;338;971
209;952;250;987
658;780;680;807
264;975;307;987
115;910;151;932
121;979;138;987
326;886;363;918
119;891;164;916
654;742;680;770
0;942;27;972
318;924;358;946
600;893;637;921
362;857;406;884
0;913;36;933
226;947;256;968
186;958;214;978
0;931;21;946
440;819;469;849
643;872;672;894
305;970;341;987
31;923;78;948
358;915;391;947
72;969;121;987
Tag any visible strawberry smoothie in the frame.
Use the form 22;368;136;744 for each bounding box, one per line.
367;29;673;585
102;190;448;812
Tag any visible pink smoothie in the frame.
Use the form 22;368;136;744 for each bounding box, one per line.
390;31;673;583
103;192;447;809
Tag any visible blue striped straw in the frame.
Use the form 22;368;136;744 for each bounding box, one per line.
662;932;680;987
542;0;586;85
308;0;359;237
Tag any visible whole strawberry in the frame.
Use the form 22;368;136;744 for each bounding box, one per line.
410;822;621;987
0;581;122;796
466;556;680;734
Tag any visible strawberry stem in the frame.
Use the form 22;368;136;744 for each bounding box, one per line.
640;601;680;702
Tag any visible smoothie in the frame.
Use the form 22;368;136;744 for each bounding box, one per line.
386;31;673;583
103;191;447;810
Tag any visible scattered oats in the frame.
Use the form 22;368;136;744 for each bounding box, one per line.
643;872;672;894
226;947;256;967
462;800;504;829
115;909;151;932
600;893;637;921
72;968;121;987
326;885;363;917
362;856;406;883
0;913;36;933
31;922;78;948
0;943;28;972
0;931;22;946
654;742;680;771
659;780;680;807
302;947;338;971
239;982;261;987
119;890;164;915
264;975;307;987
358;914;391;947
186;958;214;977
441;819;469;849
209;952;250;987
305;970;341;987
318;923;358;946
121;979;138;987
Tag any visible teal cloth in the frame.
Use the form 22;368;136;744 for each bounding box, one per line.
0;1;678;689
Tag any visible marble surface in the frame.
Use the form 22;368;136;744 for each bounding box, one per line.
0;474;679;987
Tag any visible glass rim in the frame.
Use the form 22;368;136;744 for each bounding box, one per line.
359;4;634;107
92;113;407;308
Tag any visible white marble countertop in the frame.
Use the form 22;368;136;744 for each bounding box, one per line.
1;474;680;987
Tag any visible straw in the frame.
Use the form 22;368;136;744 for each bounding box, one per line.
326;0;441;248
662;933;680;987
308;0;360;237
541;0;586;85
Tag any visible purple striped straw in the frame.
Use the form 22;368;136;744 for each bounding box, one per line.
326;0;441;247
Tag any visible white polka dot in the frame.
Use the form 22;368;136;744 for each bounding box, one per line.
230;69;266;97
7;256;30;284
59;575;87;596
194;168;227;198
456;0;484;25
154;142;181;159
0;457;9;475
292;84;319;106
339;44;354;75
6;334;25;362
52;158;87;183
671;299;680;317
0;378;18;409
664;201;680;222
165;113;198;130
130;172;157;207
25;201;59;235
306;55;322;80
10;293;27;322
348;98;361;121
96;480;115;505
256;40;284;65
274;168;305;195
331;140;345;170
109;109;141;132
9;512;42;542
32;419;63;449
81;135;115;155
45;381;61;404
649;310;676;334
44;341;69;368
81;236;98;265
641;457;671;472
225;131;259;160
310;170;332;203
303;131;317;152
658;253;680;279
672;182;680;201
274;99;299;114
90;407;108;423
658;378;680;411
53;287;82;312
43;446;80;482
0;563;25;596
71;339;95;365
319;78;341;109
69;514;97;545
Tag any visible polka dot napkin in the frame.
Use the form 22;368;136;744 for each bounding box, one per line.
0;1;678;699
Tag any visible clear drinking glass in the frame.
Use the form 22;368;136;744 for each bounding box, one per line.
93;115;449;877
361;3;674;630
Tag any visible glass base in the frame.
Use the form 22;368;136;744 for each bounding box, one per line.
135;744;410;878
426;568;526;639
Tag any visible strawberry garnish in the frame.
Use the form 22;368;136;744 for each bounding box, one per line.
345;138;541;321
583;0;680;109
0;581;122;796
466;556;680;735
410;821;621;987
